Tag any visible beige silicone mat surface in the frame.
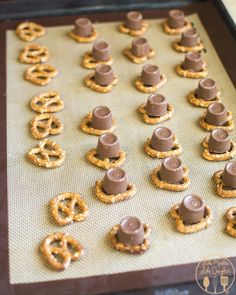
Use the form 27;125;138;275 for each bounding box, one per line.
7;14;236;284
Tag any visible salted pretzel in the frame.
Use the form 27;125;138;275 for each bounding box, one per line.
30;91;64;113
170;204;213;234
18;44;50;64
16;22;46;42
30;113;63;139
135;74;167;93
27;139;65;168
24;64;58;86
69;30;98;43
163;20;192;35
213;170;236;198
84;72;118;93
82;52;113;69
109;223;151;254
123;46;155;64
172;40;204;53
199;112;234;132
187;90;221;108
175;64;207;79
118;21;149;37
50;192;89;226
225;207;236;237
40;232;84;270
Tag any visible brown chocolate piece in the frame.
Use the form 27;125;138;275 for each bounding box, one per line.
91;106;113;130
178;194;205;224
74;18;93;37
102;167;128;195
208;129;231;154
182;52;204;72
117;216;145;246
125;11;143;31
96;133;120;158
159;156;183;184
150;127;174;151
94;64;114;86
131;37;150;57
168;10;185;29
180;29;199;47
222;160;236;188
141;64;161;86
145;94;168;117
196;78;218;100
92;41;110;61
205;102;228;126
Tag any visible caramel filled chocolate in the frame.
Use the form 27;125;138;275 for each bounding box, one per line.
168;10;185;29
74;18;93;37
131;37;150;58
117;216;145;246
180;29;199;47
182;52;204;72
178;195;205;224
159;156;183;184
92;41;110;61
196;78;218;100
91;106;113;130
102;167;128;195
141;64;161;86
94;64;114;86
222;160;236;188
208;129;231;154
96;133;120;159
150;127;174;151
145;94;168;117
125;11;143;31
205;102;228;126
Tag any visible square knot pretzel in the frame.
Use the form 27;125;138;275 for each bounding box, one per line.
123;46;155;64
187;90;221;108
24;64;58;86
27;139;66;168
30;113;63;139
69;30;98;43
199;112;234;132
40;233;84;270
172;40;204;53
213;170;236;198
118;21;149;36
175;64;207;79
138;102;174;124
50;192;89;226
82;51;113;69
225;207;236;237
30;91;64;113
18;44;50;64
16;22;46;42
84;72;118;93
135;74;167;93
163;20;192;35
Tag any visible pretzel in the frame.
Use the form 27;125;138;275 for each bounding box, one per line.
138;102;174;125
50;192;89;226
170;204;213;234
151;165;190;191
40;232;84;270
80;111;117;135
84;72;118;93
172;40;204;53
144;137;182;158
199;112;234;132
118;21;149;36
16;22;46;42
187;90;221;108
82;51;113;69
175;64;207;79
95;181;136;204
18;44;50;64
30;113;63;139
213;170;236;198
135;74;167;93
27;139;65;168
123;46;155;64
69;30;98;43
109;223;151;254
24;64;58;86
225;207;236;237
163;20;192;35
30;91;64;113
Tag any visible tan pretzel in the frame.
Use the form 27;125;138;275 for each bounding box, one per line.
172;40;204;53
27;139;65;168
50;192;89;226
163;20;192;35
135;74;167;93
175;64;207;79
95;181;136;204
109;223;151;254
69;30;98;43
40;232;84;270
80;111;117;135
30;91;64;114
138;102;174;125
82;51;113;69
225;207;236;237
18;44;50;64
187;90;221;108
84;72;118;93
213;170;236;198
16;22;46;42
199;112;234;132
123;46;155;64
170;204;213;234
151;165;190;191
144;137;182;158
118;21;149;37
25;64;58;86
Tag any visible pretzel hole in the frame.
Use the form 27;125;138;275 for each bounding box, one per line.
37;76;48;80
74;203;83;215
58;208;69;219
49;156;60;161
50;239;61;247
35;152;45;160
52;253;65;264
51;121;59;129
29;48;38;52
67;242;78;256
44;144;55;151
37;126;46;132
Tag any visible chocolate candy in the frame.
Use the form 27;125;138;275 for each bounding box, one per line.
208;129;231;154
150;127;174;151
74;18;93;37
205;102;228;126
131;37;150;58
222;160;236;188
125;11;143;31
159;156;183;184
180;29;199;47
168;10;185;29
92;41;110;61
96;133;120;158
178;195;205;224
94;64;114;86
145;94;168;117
182;52;204;72
91;106;113;130
141;64;161;86
196;78;218;100
102;167;128;195
117;216;145;246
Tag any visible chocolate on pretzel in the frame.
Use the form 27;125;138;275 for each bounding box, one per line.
163;10;192;35
118;11;149;36
173;29;204;53
70;17;98;43
225;207;236;237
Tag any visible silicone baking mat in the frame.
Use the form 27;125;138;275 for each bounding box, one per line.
7;14;236;284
